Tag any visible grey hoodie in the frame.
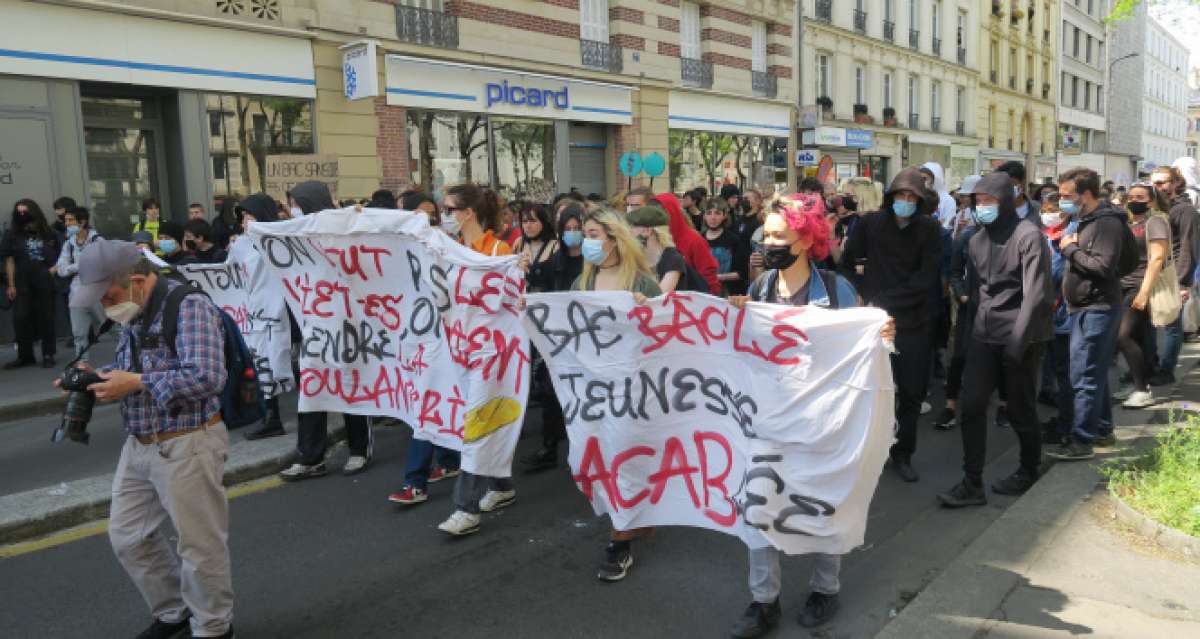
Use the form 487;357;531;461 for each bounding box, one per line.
290;180;335;215
968;173;1054;361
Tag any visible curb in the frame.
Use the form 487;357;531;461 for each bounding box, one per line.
0;396;67;424
0;416;345;545
1108;492;1200;559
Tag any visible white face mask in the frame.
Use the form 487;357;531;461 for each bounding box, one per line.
105;301;141;325
441;212;462;236
290;206;303;218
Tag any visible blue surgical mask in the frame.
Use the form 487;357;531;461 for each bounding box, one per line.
65;225;80;236
561;230;583;248
893;199;917;218
159;239;178;254
974;205;999;225
1059;199;1080;215
581;237;609;265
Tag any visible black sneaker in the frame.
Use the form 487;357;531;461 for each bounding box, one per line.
597;541;633;582
890;455;919;483
729;599;781;638
1094;432;1117;447
994;405;1011;429
135;615;191;639
244;423;286;441
1149;370;1176;387
992;469;1039;496
1046;439;1094;461
937;478;988;508
520;447;558;473
798;592;840;628
933;407;956;431
1042;426;1066;445
1;358;34;370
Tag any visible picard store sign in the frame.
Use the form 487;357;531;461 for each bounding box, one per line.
386;55;632;125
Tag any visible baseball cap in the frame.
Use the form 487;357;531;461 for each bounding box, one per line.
70;239;142;309
959;175;983;195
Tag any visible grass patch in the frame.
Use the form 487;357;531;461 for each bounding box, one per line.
1103;417;1200;537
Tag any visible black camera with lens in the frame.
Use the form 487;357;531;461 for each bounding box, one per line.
54;366;104;444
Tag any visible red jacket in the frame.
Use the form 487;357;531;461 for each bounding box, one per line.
655;193;721;294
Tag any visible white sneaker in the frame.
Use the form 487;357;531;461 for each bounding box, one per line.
920;401;932;415
343;455;370;475
438;510;481;536
1122;390;1155;409
279;462;327;481
479;489;516;512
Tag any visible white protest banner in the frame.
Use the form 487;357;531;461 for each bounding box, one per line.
176;238;294;397
522;291;894;555
247;210;530;477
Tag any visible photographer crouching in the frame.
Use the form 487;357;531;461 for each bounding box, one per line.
61;239;234;639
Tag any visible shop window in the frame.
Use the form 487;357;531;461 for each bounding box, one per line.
204;93;314;201
492;118;556;199
668;130;782;195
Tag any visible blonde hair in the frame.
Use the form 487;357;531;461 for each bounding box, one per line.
609;190;628;211
580;208;654;291
652;225;675;248
844;177;882;212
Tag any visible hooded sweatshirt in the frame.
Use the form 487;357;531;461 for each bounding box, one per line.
1164;189;1198;287
290;180;336;215
654;193;721;294
237;193;280;223
967;173;1054;361
922;161;958;231
839;167;943;330
1061;198;1126;311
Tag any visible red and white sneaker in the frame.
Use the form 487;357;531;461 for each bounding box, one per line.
387;485;428;505
428;466;460;483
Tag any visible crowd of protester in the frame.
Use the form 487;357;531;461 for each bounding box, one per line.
6;154;1200;638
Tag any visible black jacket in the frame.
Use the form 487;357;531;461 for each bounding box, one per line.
839;168;942;330
1166;193;1198;286
1061;200;1125;311
968;173;1054;361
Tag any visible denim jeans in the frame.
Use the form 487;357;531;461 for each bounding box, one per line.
1068;308;1121;442
403;439;461;490
748;547;841;602
1159;314;1184;375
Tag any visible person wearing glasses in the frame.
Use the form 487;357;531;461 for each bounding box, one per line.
1148;165;1197;385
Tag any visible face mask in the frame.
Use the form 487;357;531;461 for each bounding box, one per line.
1013;186;1022;199
893;199;917;218
290;206;303;218
158;239;178;254
1041;213;1064;228
1127;201;1150;215
974;205;999;225
104;299;141;325
441;213;462;236
561;230;583;248
762;244;799;270
65;225;80;236
185;239;199;251
581;237;609;265
1059;199;1080;215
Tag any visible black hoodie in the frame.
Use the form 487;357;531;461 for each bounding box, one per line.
290;180;335;215
839;167;943;330
968;173;1054;361
1166;192;1198;286
1061;199;1126;311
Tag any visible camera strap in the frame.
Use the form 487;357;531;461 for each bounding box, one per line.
129;277;172;375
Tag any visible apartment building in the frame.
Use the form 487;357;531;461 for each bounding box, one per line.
799;0;981;187
1188;87;1199;161
0;0;797;239
976;0;1059;182
1056;0;1109;176
1108;2;1190;181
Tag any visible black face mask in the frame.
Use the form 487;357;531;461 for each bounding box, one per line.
762;244;799;270
1127;201;1149;215
185;239;199;251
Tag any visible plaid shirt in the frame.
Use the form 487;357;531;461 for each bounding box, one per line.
102;279;227;437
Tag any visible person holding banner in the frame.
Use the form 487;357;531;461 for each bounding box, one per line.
437;183;520;536
937;172;1054;507
567;207;662;580
727;195;894;636
839;168;942;483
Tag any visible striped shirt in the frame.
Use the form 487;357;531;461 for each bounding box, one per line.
102;278;227;437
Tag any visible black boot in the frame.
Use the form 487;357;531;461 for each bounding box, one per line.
245;403;285;440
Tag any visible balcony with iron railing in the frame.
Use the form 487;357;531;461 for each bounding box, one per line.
395;4;458;49
931;116;941;132
932;37;941;56
908;112;919;129
883;20;895;42
815;0;832;21
681;57;713;89
957;47;967;65
909;29;919;49
956;120;965;136
752;70;778;98
854;10;867;33
581;39;623;73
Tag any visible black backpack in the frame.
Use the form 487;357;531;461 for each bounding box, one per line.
748;268;843;309
137;280;267;430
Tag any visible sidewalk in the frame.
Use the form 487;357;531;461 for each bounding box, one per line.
877;350;1200;638
0;337;118;423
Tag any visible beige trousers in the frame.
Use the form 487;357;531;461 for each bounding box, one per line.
108;423;233;637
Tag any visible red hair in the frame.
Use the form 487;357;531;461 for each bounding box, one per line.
771;194;831;261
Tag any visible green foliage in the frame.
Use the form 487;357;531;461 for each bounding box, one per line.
1108;0;1200;23
1103;418;1200;536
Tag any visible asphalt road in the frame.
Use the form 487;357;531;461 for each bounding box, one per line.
0;389;1034;639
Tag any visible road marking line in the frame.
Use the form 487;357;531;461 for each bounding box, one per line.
0;475;286;559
